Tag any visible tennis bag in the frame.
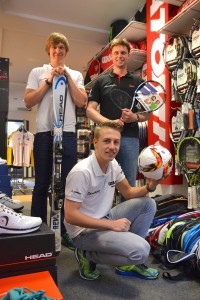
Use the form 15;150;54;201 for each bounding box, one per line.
153;193;189;220
109;19;128;42
151;215;200;280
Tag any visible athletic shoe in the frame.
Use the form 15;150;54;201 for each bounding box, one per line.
1;287;56;300
75;248;101;280
0;204;42;235
0;193;24;212
115;264;159;280
61;232;75;250
0;157;7;165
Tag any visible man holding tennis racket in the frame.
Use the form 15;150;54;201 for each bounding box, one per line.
64;122;165;281
86;38;152;197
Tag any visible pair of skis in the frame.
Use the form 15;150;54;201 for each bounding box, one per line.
50;75;67;253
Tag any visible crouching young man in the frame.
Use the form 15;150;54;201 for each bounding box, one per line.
64;122;162;280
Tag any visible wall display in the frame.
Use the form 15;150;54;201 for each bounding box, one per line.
0;57;9;113
177;136;200;209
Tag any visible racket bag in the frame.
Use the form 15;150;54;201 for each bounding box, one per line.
151;217;200;280
153;193;189;219
109;19;128;42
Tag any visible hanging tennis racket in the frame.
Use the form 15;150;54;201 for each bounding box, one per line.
162;36;190;72
177;137;200;209
175;58;198;135
189;18;200;59
169;107;185;175
110;80;166;113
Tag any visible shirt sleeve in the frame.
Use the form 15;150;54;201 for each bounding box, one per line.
88;78;101;104
65;170;90;202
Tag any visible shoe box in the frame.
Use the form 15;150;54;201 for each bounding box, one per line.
0;271;63;299
0;223;57;282
0;164;12;197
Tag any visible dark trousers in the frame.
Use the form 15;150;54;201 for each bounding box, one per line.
31;131;77;235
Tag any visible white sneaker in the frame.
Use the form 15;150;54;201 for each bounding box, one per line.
0;157;7;165
0;204;42;234
0;193;24;212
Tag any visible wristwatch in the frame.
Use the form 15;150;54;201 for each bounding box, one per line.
45;79;52;86
146;182;156;192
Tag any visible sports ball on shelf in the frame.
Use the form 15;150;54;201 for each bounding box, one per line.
138;145;173;180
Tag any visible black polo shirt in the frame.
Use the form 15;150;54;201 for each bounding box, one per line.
88;70;143;138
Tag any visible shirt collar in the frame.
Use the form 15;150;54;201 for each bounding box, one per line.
109;69;133;78
91;152;112;177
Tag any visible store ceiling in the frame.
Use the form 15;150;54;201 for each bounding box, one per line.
0;0;146;111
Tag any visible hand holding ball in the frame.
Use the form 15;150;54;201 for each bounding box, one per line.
138;145;173;180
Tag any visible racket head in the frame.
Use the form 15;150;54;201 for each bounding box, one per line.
169;107;184;144
109;88;133;111
132;80;166;113
177;137;200;177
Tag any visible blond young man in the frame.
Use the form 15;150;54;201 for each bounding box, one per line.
64;122;163;280
24;32;87;248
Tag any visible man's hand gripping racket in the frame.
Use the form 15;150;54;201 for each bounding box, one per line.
110;80;166;119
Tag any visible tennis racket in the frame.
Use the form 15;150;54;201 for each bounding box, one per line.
177;137;200;209
162;35;190;72
189;18;200;59
169;107;185;175
110;80;166;113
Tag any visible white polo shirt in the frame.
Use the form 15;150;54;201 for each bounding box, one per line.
26;64;85;133
64;152;125;238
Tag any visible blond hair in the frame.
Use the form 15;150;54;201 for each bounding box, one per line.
45;32;69;54
94;122;122;140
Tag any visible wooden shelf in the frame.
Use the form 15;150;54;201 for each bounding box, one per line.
85;21;146;90
158;0;200;35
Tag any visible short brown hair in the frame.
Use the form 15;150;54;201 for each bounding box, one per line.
45;32;69;54
110;38;131;53
94;122;122;140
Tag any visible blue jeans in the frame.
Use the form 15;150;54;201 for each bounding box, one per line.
31;131;77;234
116;136;139;201
73;196;156;266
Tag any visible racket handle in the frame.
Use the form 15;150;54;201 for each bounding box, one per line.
197;186;200;210
192;186;197;209
174;156;181;176
187;186;193;209
188;109;194;130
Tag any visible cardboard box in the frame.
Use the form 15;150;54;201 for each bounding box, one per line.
0;271;63;300
0;223;56;277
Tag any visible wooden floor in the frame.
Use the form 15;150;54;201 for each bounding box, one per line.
12;195;32;202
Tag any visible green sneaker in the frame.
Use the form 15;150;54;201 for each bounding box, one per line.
75;248;101;280
116;264;159;280
61;232;75;251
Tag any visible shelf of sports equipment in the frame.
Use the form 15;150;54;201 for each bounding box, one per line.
85;21;147;91
158;0;200;35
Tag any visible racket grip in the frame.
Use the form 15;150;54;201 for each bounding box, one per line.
197;186;200;210
192;186;197;209
182;113;188;130
187;186;193;209
188;109;194;130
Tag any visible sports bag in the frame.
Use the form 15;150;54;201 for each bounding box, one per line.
109;19;128;42
153;193;189;220
151;216;200;280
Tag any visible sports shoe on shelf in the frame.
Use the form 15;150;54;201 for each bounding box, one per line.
0;193;24;212
1;287;57;300
75;248;101;280
0;204;42;235
115;264;159;280
0;157;7;165
61;232;75;251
